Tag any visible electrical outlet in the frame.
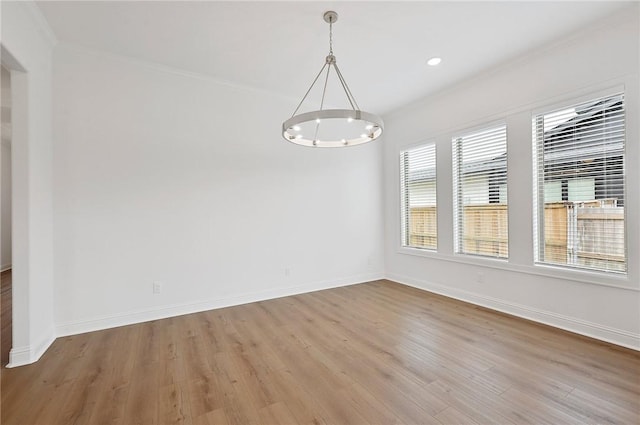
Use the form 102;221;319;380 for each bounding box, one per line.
153;281;162;294
284;268;291;277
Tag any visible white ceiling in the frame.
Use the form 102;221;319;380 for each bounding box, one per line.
36;1;632;115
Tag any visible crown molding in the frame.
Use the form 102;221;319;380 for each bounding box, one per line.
55;42;309;107
23;1;58;48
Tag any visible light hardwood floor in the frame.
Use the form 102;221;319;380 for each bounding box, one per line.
1;279;639;424
1;270;11;367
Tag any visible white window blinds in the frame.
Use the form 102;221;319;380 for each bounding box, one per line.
453;125;508;258
401;144;437;250
533;93;626;273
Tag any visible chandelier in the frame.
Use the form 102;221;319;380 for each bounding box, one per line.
282;11;384;148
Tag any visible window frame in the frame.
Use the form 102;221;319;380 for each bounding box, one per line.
396;82;635;289
531;90;628;275
452;121;509;260
400;142;438;252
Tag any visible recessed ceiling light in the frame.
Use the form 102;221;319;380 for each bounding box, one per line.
427;57;442;66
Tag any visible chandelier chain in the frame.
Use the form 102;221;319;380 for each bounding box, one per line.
329;20;333;55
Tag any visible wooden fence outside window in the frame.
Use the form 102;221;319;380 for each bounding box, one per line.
408;201;624;271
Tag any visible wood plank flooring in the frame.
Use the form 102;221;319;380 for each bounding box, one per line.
1;279;639;424
1;269;11;366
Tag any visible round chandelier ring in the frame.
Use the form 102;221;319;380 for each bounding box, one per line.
283;109;384;148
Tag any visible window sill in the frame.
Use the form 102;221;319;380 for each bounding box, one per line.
397;246;636;291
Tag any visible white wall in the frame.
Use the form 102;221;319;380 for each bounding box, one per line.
383;8;640;349
1;67;11;270
52;45;384;335
1;1;56;366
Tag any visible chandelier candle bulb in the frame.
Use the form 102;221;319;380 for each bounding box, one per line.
282;10;383;148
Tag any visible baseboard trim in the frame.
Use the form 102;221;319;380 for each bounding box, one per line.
1;264;12;272
386;272;640;351
6;329;56;368
7;346;32;368
56;272;385;337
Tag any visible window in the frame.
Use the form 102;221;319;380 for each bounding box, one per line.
453;125;508;258
401;144;437;250
533;93;626;273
